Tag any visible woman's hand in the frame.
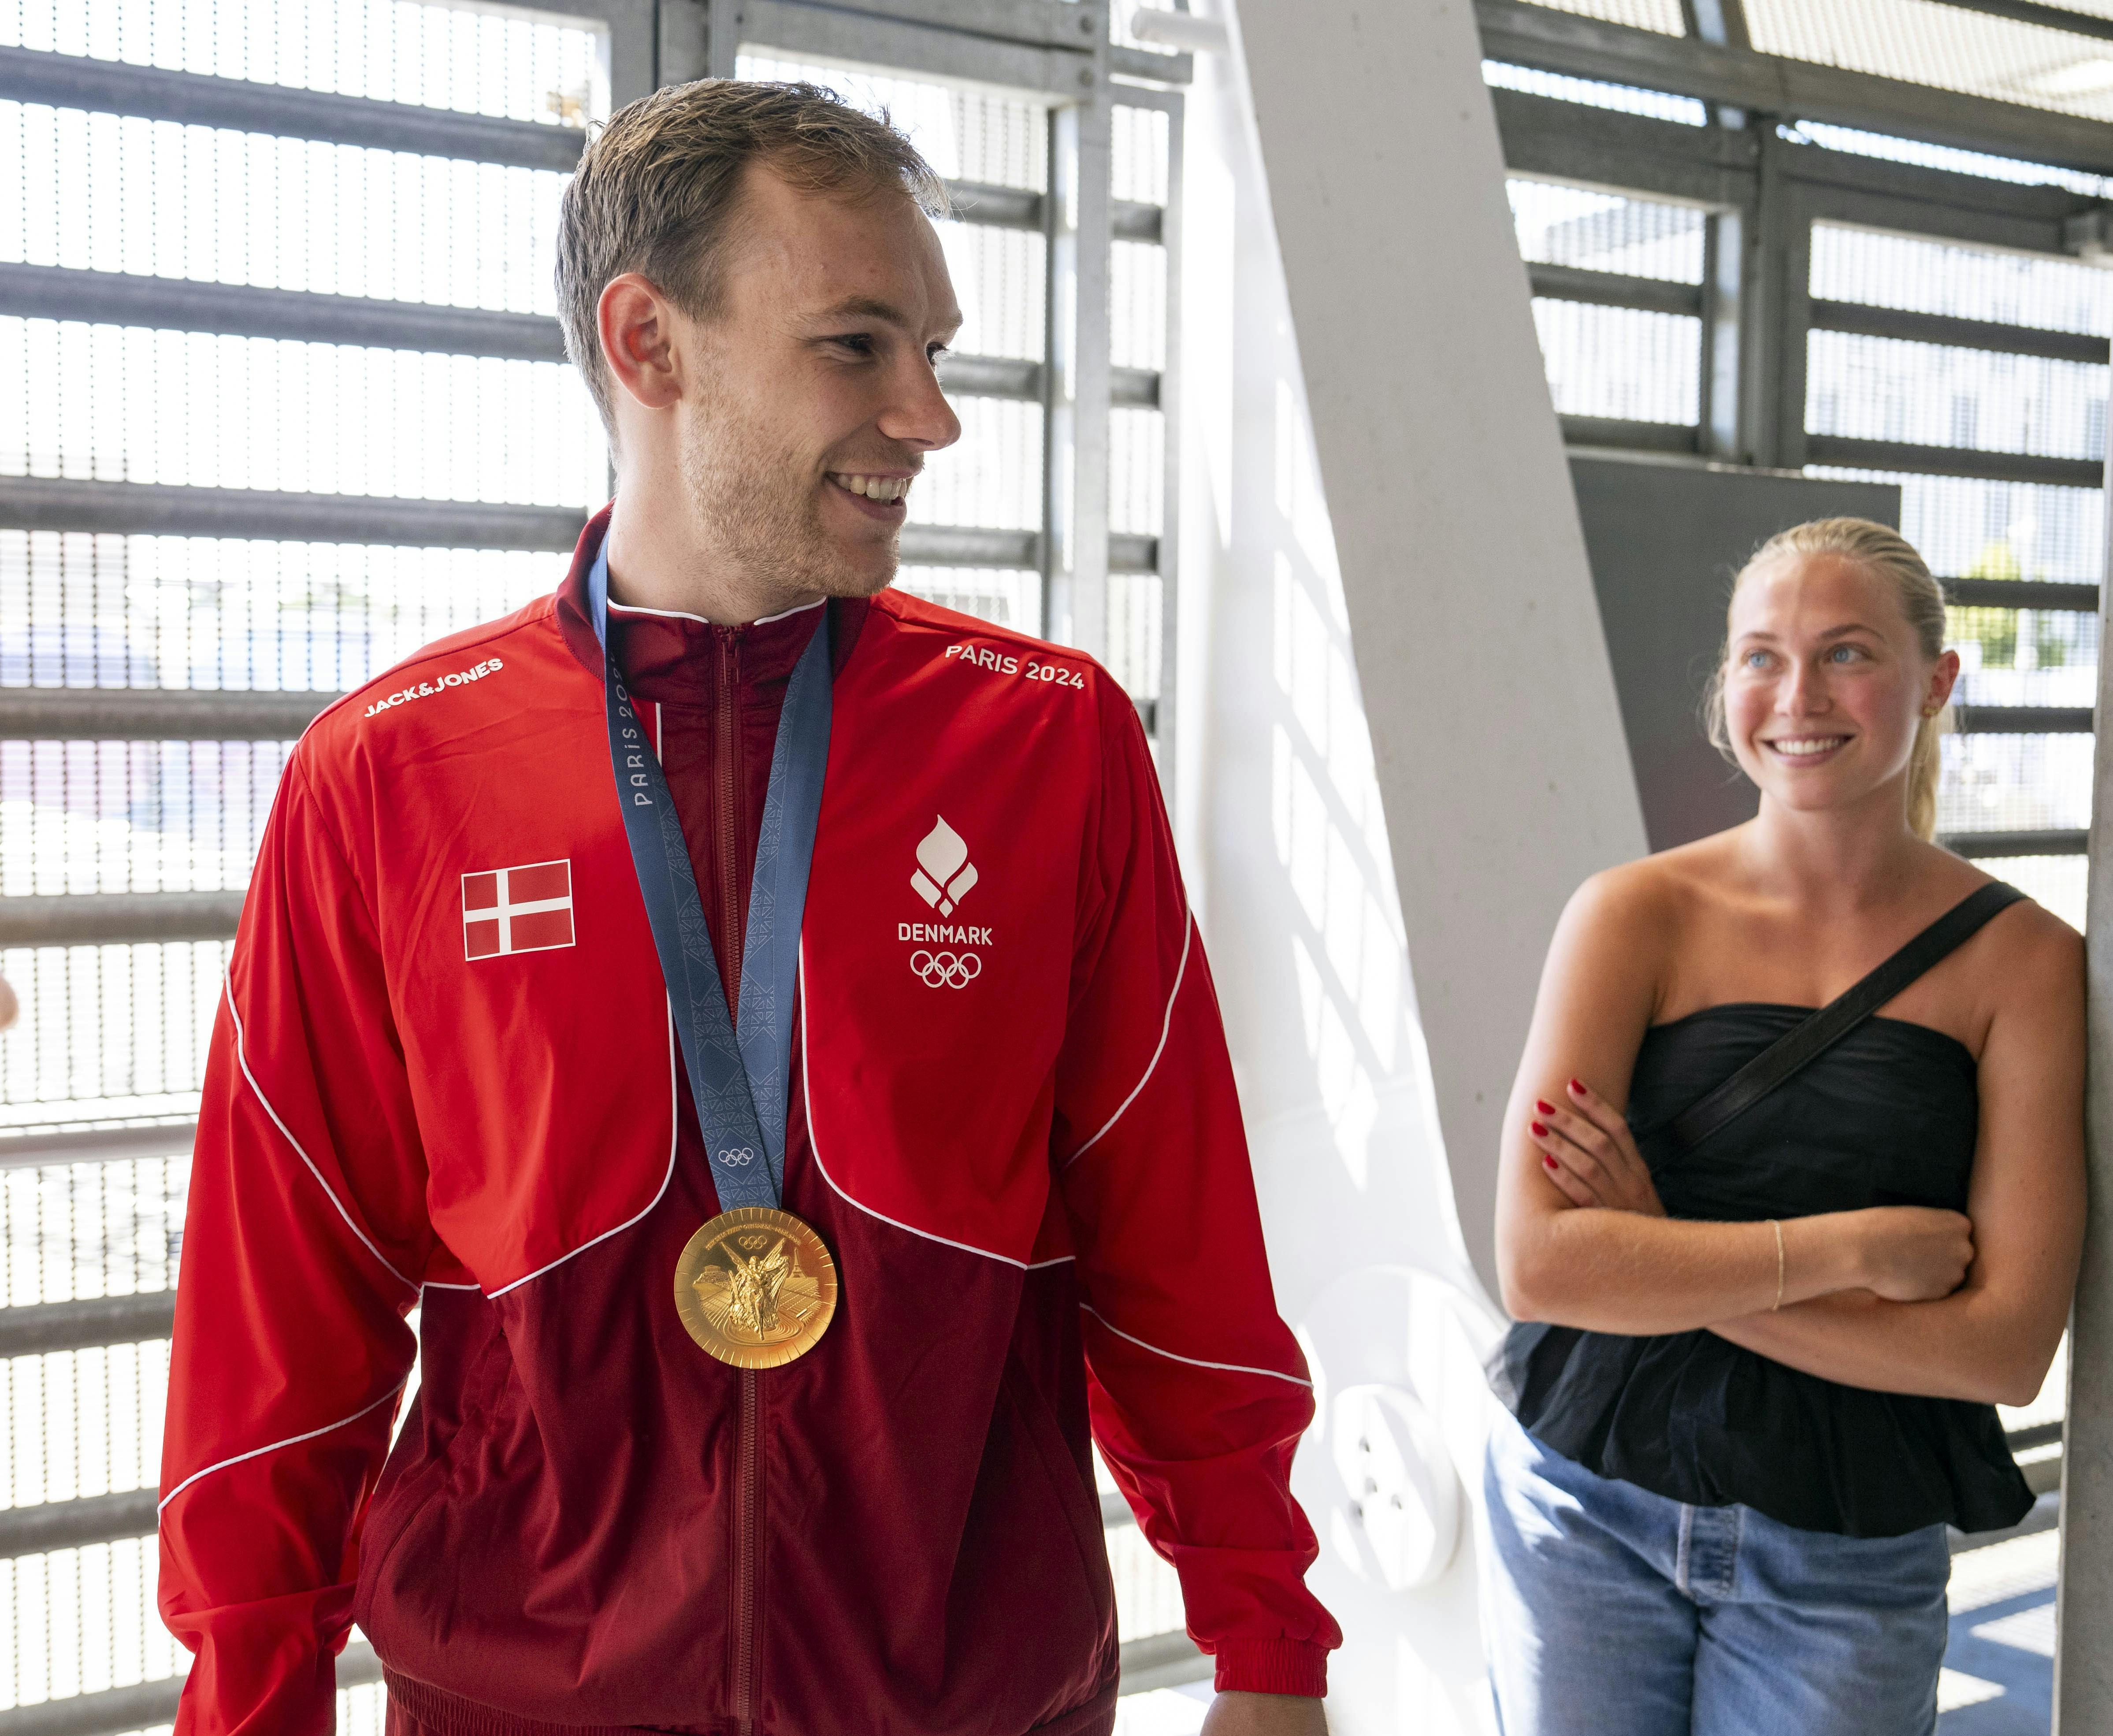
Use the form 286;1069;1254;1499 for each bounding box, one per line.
1528;1077;1666;1217
1852;1207;1975;1302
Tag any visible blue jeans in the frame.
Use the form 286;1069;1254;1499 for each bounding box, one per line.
1481;1405;1951;1736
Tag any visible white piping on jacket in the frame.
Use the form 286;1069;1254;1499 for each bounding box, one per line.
608;596;824;628
158;1384;403;1516
224;982;419;1295
486;1009;680;1298
1061;910;1193;1168
799;948;1031;1270
1080;1303;1312;1389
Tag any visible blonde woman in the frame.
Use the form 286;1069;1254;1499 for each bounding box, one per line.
1482;519;2084;1735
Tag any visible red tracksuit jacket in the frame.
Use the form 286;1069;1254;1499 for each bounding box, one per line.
159;512;1339;1736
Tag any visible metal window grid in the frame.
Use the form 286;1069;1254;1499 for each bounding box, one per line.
0;0;1193;1727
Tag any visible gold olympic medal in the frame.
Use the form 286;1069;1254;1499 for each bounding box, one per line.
673;1206;839;1369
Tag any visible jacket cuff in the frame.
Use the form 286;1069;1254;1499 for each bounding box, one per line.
1211;1638;1329;1698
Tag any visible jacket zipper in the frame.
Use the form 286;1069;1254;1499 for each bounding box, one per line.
721;628;760;1731
734;1367;761;1732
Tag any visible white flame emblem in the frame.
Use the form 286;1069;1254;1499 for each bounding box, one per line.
911;816;979;917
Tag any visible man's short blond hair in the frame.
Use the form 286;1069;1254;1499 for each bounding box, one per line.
556;78;948;430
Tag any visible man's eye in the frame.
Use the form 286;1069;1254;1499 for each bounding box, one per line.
832;333;875;355
928;343;951;364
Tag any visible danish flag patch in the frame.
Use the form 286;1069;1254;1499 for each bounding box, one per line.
462;859;576;960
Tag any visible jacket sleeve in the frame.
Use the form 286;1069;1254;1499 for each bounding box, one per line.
1051;681;1341;1697
159;748;433;1736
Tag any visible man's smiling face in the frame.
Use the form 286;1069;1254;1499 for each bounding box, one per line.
671;160;963;601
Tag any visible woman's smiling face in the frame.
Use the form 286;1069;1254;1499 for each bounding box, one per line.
1722;550;1959;822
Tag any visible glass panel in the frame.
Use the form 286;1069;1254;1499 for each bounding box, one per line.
0;944;228;1132
1532;302;1701;424
0;534;553;694
1112;241;1167;373
913;399;1042;532
1112;104;1170;208
892;567;1041;636
1948;604;2098;708
3;0;608;126
1111;408;1164;540
1510;180;1708;284
1811;223;2113;335
1804;468;2104;586
1107;573;1163;703
0;104;574;315
0;319;606;506
1748;0;2113;122
1937;731;2092;835
0;1536;180;1711
1806;331;2109;462
1979;854;2087;931
936;223;1045;364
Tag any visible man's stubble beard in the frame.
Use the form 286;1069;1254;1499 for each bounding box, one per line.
677;386;899;601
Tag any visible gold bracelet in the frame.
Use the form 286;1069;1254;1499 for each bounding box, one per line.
1770;1219;1785;1312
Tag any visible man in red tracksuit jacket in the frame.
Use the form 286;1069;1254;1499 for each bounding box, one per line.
159;78;1339;1736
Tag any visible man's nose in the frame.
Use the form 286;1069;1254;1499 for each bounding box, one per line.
880;356;963;453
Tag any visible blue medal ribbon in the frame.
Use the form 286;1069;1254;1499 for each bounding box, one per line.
587;541;831;1212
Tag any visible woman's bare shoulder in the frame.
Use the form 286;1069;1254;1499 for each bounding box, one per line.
1555;836;1740;985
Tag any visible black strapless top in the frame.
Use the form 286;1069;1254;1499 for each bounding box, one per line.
1492;1004;2032;1538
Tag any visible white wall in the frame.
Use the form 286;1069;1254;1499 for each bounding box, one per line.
1173;3;1648;1727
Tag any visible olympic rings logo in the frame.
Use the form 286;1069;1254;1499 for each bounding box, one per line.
911;950;983;989
716;1146;758;1168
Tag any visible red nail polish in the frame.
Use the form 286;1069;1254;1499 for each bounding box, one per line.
1568;1078;1586;1094
1530;1121;1548;1137
1542;1156;1558;1169
1535;1099;1556;1115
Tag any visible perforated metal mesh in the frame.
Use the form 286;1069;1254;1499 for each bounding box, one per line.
0;535;553;692
1749;0;2113;122
1807;332;2108;462
1510;180;1708;283
1515;0;1687;34
3;1;607;123
1812;223;2113;332
0;106;572;312
1482;60;1711;125
1532;302;1702;425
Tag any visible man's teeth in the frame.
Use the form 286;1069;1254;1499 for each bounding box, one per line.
832;473;911;502
1769;737;1847;757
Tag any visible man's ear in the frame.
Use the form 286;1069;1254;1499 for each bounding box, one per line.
598;273;684;412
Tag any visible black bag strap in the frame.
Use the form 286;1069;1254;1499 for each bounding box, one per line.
1666;880;2028;1154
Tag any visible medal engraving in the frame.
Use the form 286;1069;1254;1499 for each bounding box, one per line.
674;1206;838;1368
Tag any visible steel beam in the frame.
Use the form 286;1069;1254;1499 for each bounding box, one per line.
1954;705;2094;734
1560;415;1700;453
1491;87;1758;208
1809;298;2108;367
0;891;244;947
765;0;1105;50
1475;0;2113;178
0;1488;157;1557
1528;262;1704;317
0;1123;197;1168
0;46;586;172
938;354;1159;407
0;478;589;550
0;1645;380;1736
0;264;569;361
942;181;1045;230
739;0;1092;95
1803;435;2103;490
0;1292;176;1358
1943;828;2087;857
0;688;341;740
1945;577;2101;612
